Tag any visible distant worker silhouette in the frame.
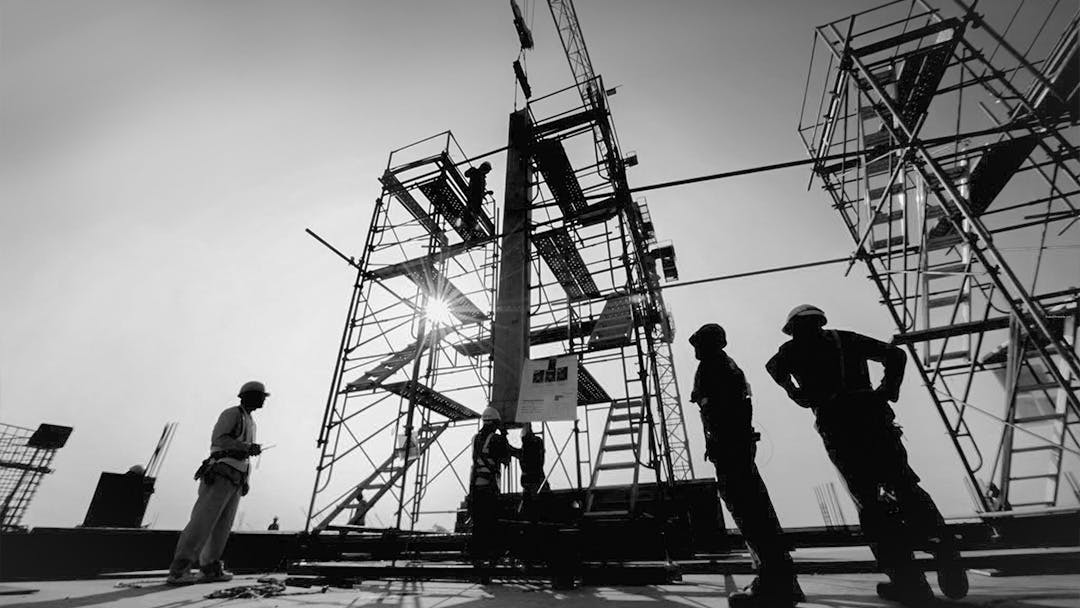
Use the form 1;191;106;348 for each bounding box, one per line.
519;423;546;517
463;161;492;232
267;516;279;531
467;406;519;583
167;380;268;585
766;305;967;605
348;490;368;527
689;323;803;607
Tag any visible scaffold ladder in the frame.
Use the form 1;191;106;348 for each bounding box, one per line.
583;398;645;517
316;421;450;531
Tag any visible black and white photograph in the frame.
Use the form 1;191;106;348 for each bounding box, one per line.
1;1;1077;606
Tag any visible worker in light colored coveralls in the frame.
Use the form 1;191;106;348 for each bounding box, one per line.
166;381;266;585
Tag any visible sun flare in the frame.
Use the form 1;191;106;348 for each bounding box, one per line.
424;298;455;326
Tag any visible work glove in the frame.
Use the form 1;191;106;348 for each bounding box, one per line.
787;388;814;409
247;443;263;457
873;384;899;403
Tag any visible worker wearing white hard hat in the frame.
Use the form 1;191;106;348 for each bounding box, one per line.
467;405;519;583
767;307;967;604
167;380;268;586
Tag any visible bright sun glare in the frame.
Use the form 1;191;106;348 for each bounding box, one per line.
424;298;455;326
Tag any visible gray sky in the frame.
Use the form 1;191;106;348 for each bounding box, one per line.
0;0;1054;531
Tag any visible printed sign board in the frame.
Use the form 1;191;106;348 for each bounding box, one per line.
516;355;578;422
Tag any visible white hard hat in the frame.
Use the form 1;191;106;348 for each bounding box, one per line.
238;380;270;397
481;407;501;422
782;304;827;335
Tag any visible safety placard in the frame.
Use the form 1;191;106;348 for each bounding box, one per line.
516;355;578;422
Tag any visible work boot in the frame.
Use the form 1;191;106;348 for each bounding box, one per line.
876;577;935;606
165;559;199;586
935;552;968;599
472;561;491;585
197;560;234;583
728;576;805;607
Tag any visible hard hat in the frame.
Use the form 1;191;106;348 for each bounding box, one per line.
481;406;501;422
479;161;492;172
127;465;146;475
238;380;270;397
689;323;727;349
782;304;827;335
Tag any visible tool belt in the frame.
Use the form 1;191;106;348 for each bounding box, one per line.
210;449;249;461
194;458;250;496
814;391;896;429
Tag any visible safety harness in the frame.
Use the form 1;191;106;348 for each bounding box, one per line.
470;427;502;489
194;406;251;495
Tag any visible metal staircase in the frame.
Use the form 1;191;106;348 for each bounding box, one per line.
799;1;1080;512
307;132;499;534
318;421;450;531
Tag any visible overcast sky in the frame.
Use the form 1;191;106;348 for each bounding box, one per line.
1;0;1064;532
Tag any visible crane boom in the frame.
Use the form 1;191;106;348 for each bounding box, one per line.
547;0;616;175
547;0;597;97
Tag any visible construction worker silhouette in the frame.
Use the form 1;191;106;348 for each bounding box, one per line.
167;380;267;585
519;423;546;516
766;305;968;605
689;324;803;608
347;490;368;526
463;161;492;231
467;406;519;583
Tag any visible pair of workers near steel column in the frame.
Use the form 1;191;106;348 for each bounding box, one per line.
692;305;968;607
468;408;546;583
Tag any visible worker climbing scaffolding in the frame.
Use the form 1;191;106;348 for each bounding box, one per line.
463;161;492;232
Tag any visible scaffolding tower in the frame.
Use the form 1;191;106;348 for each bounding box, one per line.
547;0;694;485
0;422;72;531
305;133;498;533
799;0;1079;513
305;73;694;533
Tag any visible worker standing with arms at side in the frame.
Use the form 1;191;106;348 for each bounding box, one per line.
467;406;519;583
766;305;967;605
166;381;267;585
519;422;545;516
689;323;803;608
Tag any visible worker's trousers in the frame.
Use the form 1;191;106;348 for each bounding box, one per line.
169;476;242;574
711;439;795;584
467;486;502;564
815;399;954;582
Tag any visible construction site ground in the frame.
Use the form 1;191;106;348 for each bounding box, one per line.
1;572;1076;608
1;547;1076;608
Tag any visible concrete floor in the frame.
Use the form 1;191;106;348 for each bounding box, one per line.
1;572;1077;608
